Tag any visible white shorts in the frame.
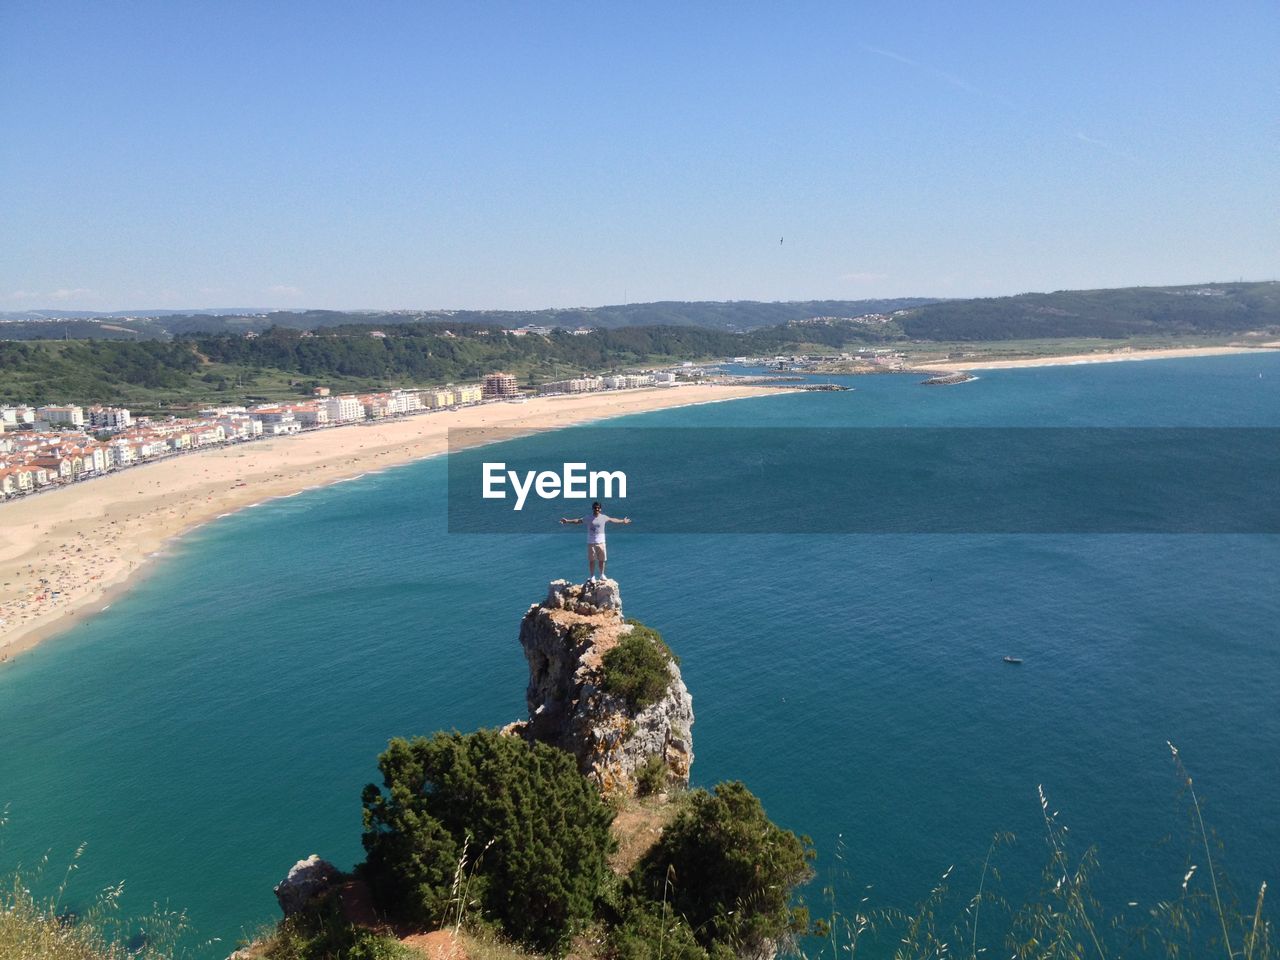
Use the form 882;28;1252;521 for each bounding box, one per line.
588;542;607;563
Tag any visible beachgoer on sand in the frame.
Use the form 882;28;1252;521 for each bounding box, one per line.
560;501;631;582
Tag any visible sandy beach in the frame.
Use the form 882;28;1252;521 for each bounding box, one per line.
918;343;1280;371
0;384;780;661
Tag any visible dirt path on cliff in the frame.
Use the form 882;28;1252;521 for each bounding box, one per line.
401;929;469;960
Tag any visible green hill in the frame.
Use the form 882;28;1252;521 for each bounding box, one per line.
4;282;1279;343
898;281;1280;340
3;282;1279;408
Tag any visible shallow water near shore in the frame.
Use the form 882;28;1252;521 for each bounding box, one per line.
2;353;1279;956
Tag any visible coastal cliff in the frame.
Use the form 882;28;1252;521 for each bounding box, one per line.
507;578;694;799
239;576;813;960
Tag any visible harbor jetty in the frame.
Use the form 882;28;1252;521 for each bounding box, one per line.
920;371;978;386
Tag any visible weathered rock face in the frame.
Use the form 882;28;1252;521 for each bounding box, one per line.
512;579;694;798
545;576;622;615
273;855;341;917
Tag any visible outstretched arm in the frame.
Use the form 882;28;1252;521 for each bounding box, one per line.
608;516;632;524
560;517;583;525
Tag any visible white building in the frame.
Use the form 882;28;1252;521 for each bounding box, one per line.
200;405;248;416
296;407;331;428
36;405;86;428
602;374;655;390
540;377;603;394
390;390;423;414
262;418;301;436
192;425;227;446
0;466;41;495
87;405;133;431
254;409;302;435
1;406;36;429
322;395;363;423
107;441;138;467
136;438;171;459
81;445;109;473
214;415;262;439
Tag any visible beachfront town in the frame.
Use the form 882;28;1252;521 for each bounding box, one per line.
0;369;687;501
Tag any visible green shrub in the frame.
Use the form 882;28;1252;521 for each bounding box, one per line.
361;729;616;952
568;623;595;646
630;782;814;958
260;897;414;960
601;622;677;712
634;755;668;797
609;900;708;960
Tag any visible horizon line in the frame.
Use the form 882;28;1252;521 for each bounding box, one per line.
4;278;1278;319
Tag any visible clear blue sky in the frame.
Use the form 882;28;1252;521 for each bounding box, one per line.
2;1;1276;311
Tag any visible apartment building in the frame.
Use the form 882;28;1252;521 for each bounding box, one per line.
482;372;520;399
87;406;133;431
36;405;86;429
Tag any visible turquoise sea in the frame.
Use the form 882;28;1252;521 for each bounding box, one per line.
2;354;1278;956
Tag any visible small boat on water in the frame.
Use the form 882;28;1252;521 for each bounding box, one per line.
1002;656;1023;665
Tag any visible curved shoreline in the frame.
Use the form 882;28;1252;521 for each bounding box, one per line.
917;343;1280;371
0;385;783;663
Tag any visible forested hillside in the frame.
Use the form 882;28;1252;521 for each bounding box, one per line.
4;283;1277;343
0;298;937;338
899;281;1280;340
0;322;861;406
0;340;203;404
191;321;901;380
3;282;1278;407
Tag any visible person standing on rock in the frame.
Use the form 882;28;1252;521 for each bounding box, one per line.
560;501;630;582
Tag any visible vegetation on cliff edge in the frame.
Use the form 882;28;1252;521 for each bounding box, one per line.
360;730;616;952
0;853;184;960
258;897;413;960
624;781;814;959
600;622;678;712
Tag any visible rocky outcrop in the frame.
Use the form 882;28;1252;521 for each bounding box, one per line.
273;855;342;917
510;579;693;798
544;576;623;615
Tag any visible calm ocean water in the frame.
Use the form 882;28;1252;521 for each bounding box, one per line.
2;354;1278;956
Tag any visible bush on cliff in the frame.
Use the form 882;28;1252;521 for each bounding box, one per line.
601;622;677;712
629;781;814;958
633;754;669;797
609;900;708;960
360;729;616;952
260;896;413;960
